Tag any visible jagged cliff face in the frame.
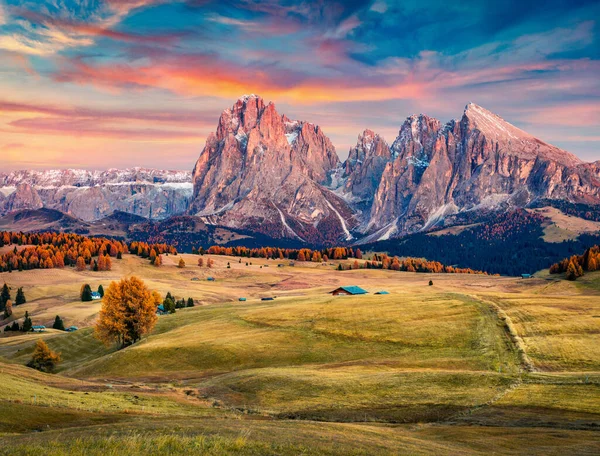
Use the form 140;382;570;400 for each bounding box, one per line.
190;95;354;244
0;168;192;221
365;103;600;237
4;98;599;244
341;129;391;214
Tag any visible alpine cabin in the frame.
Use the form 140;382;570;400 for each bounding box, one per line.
330;286;368;296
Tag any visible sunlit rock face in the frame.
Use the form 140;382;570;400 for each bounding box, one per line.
364;103;600;238
190;95;355;244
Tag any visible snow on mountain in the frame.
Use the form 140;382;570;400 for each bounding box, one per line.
0;168;192;221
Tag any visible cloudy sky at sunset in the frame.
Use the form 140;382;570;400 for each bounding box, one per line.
0;0;598;171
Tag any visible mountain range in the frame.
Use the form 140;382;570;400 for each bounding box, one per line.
2;94;599;246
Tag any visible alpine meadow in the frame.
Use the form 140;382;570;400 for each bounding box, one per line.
0;0;599;455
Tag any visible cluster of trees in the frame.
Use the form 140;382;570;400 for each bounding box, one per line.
80;284;104;301
0;231;129;272
162;292;194;313
474;210;546;242
129;241;177;259
549;245;600;280
1;284;26;319
0;232;180;273
364;210;600;276
530;199;600;222
197;257;214;268
4;310;32;332
337;255;485;274
204;245;362;262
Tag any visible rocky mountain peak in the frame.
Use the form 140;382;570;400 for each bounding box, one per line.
461;102;583;167
190;95;353;243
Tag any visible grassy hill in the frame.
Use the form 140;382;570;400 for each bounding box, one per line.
0;254;598;454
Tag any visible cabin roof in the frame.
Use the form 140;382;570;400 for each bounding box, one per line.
331;286;368;295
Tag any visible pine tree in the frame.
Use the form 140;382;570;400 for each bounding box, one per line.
163;297;176;314
22;311;32;332
429;280;433;286
117;251;123;260
15;287;26;305
52;315;65;331
10;321;19;331
80;284;93;302
98;284;104;298
1;283;10;306
187;297;194;307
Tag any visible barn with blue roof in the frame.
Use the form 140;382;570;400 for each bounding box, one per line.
330;286;368;296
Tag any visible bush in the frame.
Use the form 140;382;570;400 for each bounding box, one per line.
429;280;433;286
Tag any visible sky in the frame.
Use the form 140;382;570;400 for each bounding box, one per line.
0;0;598;171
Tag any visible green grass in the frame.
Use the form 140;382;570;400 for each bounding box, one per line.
1;255;599;454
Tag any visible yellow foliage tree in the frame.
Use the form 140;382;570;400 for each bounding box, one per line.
27;339;61;373
95;276;159;349
177;258;186;268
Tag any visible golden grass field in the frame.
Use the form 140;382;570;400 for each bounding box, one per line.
0;253;598;455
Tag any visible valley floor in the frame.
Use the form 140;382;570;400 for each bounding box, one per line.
0;254;598;455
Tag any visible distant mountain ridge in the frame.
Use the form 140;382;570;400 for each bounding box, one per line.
189;95;600;243
2;96;600;246
0;167;192;221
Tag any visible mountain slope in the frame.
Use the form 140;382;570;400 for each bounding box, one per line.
0;168;193;221
189;95;356;244
362;103;600;238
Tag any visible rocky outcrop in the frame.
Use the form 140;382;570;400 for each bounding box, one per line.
366;103;600;237
190;95;354;244
4;183;43;213
341;129;392;214
0;168;192;221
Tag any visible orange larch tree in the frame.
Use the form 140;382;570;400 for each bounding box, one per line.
95;276;159;349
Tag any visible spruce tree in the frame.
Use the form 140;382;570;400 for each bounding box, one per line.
22;311;32;332
163;297;176;314
187;297;195;307
15;287;26;305
1;283;10;307
98;285;104;298
52;315;65;331
81;284;93;302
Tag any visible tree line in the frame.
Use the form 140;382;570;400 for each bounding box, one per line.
0;231;178;273
203;245;362;262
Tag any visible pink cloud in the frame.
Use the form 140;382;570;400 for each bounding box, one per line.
7;117;204;141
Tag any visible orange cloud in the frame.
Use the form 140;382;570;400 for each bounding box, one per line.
54;56;426;103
